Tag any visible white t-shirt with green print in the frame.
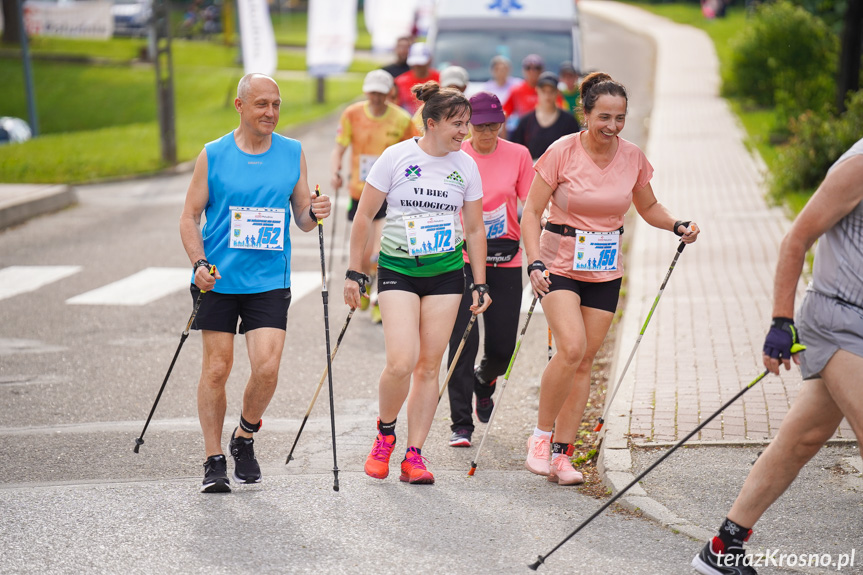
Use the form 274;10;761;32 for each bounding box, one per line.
365;138;483;277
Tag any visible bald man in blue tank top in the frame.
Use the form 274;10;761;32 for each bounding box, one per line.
180;73;331;493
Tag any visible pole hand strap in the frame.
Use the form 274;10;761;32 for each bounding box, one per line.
673;220;691;236
345;269;371;296
469;282;489;305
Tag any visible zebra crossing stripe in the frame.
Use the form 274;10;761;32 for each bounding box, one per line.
0;265;82;301
286;271;323;305
66;267;191;306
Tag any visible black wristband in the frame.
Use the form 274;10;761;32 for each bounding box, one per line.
469;283;489;304
527;260;547;276
771;316;795;328
193;259;210;273
345;269;371;294
673;220;691;236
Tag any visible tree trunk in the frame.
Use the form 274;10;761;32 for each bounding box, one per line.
836;0;863;113
2;0;23;45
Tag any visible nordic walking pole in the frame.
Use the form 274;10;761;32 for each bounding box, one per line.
326;185;341;281
313;185;341;492
134;265;216;453
468;295;540;476
286;308;355;464
529;369;770;570
594;241;686;433
438;312;479;404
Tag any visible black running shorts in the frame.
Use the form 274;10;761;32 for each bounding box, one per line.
377;267;465;297
546;274;621;313
189;286;292;334
347;197;387;221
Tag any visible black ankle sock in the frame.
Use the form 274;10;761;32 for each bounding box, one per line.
378;419;396;437
717;517;752;551
552;442;573;456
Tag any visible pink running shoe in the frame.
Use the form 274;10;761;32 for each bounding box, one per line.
547;455;584;485
364;433;396;479
525;435;551;476
399;448;435;484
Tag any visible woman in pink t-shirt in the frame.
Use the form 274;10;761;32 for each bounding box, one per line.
445;92;535;448
520;72;700;485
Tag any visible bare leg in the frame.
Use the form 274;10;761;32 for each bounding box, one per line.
553;306;614;443
727;378;844;527
405;293;462;448
377;290;421;422
537;290;586;432
198;331;234;457
234;327;287;439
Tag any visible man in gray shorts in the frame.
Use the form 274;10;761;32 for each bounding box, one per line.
692;137;863;575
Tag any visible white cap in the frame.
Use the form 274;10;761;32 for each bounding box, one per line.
362;69;394;94
406;42;431;66
440;66;469;89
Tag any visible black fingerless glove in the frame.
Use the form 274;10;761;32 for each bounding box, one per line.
345;269;371;295
470;282;490;305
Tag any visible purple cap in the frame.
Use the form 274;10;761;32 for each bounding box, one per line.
469;91;505;125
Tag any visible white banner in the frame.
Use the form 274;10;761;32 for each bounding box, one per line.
23;1;113;39
366;0;416;54
237;0;277;76
307;0;356;77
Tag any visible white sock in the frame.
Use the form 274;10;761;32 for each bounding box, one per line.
551;452;563;461
533;427;552;440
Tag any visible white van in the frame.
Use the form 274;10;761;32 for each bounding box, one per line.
427;0;583;83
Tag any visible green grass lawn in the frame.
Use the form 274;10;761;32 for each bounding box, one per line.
0;35;372;183
271;10;372;50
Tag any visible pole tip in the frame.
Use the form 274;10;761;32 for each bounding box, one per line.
593;419;604;433
528;557;544;570
285;454;293;465
133;438;143;453
467;463;477;476
333;483;339;492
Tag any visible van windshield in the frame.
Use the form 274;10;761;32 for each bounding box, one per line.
433;30;573;83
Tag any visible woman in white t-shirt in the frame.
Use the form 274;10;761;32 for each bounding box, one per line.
344;81;492;485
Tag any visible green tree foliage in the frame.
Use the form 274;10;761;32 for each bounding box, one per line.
725;0;838;133
770;89;863;198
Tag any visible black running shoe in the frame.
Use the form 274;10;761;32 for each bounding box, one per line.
201;454;231;493
230;427;262;484
474;369;496;424
692;538;757;575
449;428;472;447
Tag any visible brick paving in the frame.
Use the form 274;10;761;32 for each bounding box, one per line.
583;1;854;445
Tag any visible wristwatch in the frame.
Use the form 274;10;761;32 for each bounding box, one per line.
193;259;210;273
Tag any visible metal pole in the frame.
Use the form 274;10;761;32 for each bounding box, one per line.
16;0;39;136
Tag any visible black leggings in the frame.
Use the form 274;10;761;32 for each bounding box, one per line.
446;265;523;432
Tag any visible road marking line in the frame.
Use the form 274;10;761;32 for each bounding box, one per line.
66;267;191;306
289;270;323;303
0;265;82;301
521;285;545;314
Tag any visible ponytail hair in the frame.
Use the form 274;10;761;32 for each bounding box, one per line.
412;81;471;130
579;71;628;116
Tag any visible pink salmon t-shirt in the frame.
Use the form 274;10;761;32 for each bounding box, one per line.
535;132;653;282
461;138;534;268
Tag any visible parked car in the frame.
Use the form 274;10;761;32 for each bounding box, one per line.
111;0;152;37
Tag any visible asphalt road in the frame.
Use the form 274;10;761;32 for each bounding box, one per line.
0;14;816;575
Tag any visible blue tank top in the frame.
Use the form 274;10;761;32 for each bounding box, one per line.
198;132;302;294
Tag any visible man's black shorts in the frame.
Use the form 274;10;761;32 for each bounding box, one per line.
189;285;292;334
347;197;387;221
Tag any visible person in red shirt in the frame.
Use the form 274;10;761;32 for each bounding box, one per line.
395;42;440;115
502;54;544;132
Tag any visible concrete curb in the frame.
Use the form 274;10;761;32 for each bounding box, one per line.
0;184;77;231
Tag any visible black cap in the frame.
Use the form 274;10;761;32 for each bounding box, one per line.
537;71;559;89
